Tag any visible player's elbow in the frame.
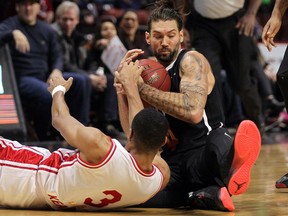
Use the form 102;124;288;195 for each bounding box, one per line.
187;109;203;124
51;117;60;130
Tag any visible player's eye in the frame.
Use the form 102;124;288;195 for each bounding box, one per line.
153;34;163;39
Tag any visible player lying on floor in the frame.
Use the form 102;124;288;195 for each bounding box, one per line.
0;67;170;210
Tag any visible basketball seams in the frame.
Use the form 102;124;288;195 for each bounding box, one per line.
139;59;171;92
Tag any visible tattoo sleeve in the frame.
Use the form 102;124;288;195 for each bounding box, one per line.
139;52;208;123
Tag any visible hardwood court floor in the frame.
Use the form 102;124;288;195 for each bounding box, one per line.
1;132;288;216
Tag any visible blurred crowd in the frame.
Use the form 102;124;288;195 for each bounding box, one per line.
0;0;287;142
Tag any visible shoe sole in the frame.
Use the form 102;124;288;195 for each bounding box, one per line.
228;120;261;195
219;187;235;211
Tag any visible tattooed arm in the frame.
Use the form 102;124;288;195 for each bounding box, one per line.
139;50;214;124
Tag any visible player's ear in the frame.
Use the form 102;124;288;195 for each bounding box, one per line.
125;130;135;152
145;31;151;45
162;136;168;147
179;29;184;43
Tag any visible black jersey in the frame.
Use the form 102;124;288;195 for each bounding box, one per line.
163;50;225;153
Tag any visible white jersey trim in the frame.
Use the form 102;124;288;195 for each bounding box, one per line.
129;154;156;177
72;138;116;169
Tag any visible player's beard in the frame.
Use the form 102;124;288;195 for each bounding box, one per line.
155;42;181;63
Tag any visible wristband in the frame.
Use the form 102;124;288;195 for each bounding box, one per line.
51;85;66;97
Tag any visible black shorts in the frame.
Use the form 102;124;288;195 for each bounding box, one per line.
141;127;234;208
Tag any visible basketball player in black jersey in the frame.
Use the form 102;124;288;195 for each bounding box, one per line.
115;0;261;212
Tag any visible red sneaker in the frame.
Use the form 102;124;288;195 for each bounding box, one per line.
228;120;261;195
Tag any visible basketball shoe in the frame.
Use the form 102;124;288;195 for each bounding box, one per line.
227;120;261;195
275;173;288;188
187;186;235;211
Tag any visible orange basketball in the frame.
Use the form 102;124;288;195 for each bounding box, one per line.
138;59;171;92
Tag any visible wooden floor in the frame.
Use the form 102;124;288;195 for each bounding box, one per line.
1;132;288;216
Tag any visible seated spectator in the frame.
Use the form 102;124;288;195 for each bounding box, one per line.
117;9;153;59
52;1;124;139
51;1;89;77
85;16;126;139
0;0;91;141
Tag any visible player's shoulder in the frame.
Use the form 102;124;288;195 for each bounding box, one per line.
183;50;206;60
180;49;212;76
181;50;209;67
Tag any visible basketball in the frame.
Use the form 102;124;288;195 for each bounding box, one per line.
138;59;171;92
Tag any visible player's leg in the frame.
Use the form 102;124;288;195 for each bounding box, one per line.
186;123;261;211
274;47;288;189
0;136;51;207
277;71;288;116
185;127;235;211
18;76;52;140
274;71;288;188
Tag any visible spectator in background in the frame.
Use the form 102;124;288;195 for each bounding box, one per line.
0;0;90;140
51;1;94;127
117;9;153;59
52;1;124;139
85;16;126;139
75;0;99;46
51;1;89;77
38;0;54;23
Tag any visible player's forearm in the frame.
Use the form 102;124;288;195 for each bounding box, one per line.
126;84;144;127
272;0;288;18
117;94;130;137
51;92;70;130
138;82;204;124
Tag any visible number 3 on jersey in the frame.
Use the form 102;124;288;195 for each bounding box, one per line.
84;190;122;208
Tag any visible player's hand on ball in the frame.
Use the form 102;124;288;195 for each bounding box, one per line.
117;49;144;72
115;61;144;90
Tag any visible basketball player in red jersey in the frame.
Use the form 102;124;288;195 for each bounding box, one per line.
115;0;261;212
0;68;170;210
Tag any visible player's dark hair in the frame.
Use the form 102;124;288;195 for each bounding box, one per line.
131;108;169;152
147;0;185;33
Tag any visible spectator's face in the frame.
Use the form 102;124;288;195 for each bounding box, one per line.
57;8;79;37
100;21;117;40
16;1;40;25
119;11;139;37
146;20;183;65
